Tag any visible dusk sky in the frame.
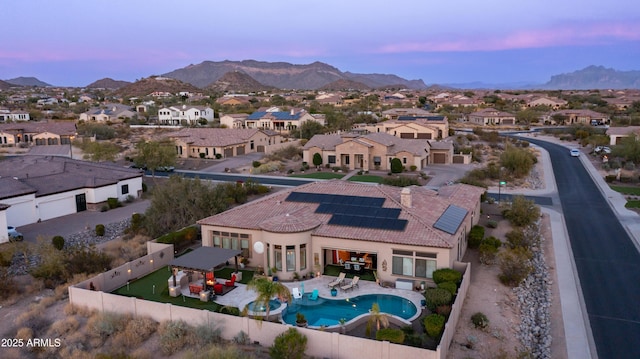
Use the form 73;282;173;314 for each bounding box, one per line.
2;0;639;87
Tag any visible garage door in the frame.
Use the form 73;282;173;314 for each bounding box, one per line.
453;155;465;164
502;119;514;125
6;200;35;227
236;146;245;155
223;148;233;158
39;197;76;221
433;153;446;164
400;133;414;139
257;145;265;153
417;133;432;139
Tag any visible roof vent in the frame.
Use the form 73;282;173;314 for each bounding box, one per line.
401;187;411;208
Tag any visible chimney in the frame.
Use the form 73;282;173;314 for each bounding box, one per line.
401;187;411;208
290;109;295;116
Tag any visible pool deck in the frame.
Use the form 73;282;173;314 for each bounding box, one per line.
215;275;425;322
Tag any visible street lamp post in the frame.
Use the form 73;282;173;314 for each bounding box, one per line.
498;181;506;203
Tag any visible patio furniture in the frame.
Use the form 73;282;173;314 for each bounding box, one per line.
189;284;203;295
213;283;224;295
344;263;351;271
340;276;359;292
200;290;211;302
225;274;236;287
309;289;319;301
292;287;303;299
328;272;346;288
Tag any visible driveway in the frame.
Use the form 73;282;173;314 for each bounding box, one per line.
198;152;265;173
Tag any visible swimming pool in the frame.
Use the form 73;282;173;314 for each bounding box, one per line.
247;299;282;313
282;294;417;327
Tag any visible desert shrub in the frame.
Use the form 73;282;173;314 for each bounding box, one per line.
252;160;261;168
159;320;191;355
199;152;205;159
156;226;199;252
486;220;498;228
65;247;112;277
381;176;420;187
113;316;157;348
252;161;284;174
269;327;307;359
16;327;33;341
52;235;65;250
376;328;405;343
188;324;222;348
424;287;453;311
219;306;240;316
498;247;533;286
423;314;445;338
87;312;130;341
505;224;540;250
95;224;105;236
233;330;250;345
107;197;121;209
48;317;80;337
479;236;502;264
437;281;457;296
471;312;489;328
409;165;417;171
468;225;485;249
0;268;19;299
500;145;537;178
432;268;462;285
503;195;540;227
390;158;403;173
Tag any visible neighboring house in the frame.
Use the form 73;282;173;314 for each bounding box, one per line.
0;122;77;146
525;96;567;110
219;113;250;129
355;115;449;140
197;180;484;284
168;128;283;159
381;108;433;120
303;132;453;171
79;104;136;122
606;126;640;146
468;108;516;126
0;156;143;228
216;96;251;106
244;108;324;133
544;109;610;126
0;109;30;122
157;105;214;125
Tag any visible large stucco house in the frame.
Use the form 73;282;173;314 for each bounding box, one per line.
544;109;610;126
0;109;30;122
79;104;137;123
354;116;449;140
0;156;143;236
158;105;214;125
0;122;77;146
168;128;284;159
606;126;640;146
303;132;454;171
468;108;516;126
197;180;484;286
239;108;324;133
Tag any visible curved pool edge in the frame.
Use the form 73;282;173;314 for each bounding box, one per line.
238;297;288;318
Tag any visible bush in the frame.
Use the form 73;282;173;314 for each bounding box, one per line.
159;320;191;355
52;235;65;250
432;268;462;285
215;153;222;159
114;316;157;348
424;287;453;311
95;224;105;236
436;304;452;318
142;182;148;192
468;225;485;249
479;236;501;264
471;312;489;328
409;165;417;171
505;224;540;250
269;327;307;359
157;226;199;252
500;145;537;178
486;220;498;228
252;161;261;168
107;197;120;209
390;158;403;173
199;152;205;159
423;314;445;338
381;176;420;187
503;195;540;227
498;247;533;286
87;312;129;341
376;328;405;343
437;281;457;296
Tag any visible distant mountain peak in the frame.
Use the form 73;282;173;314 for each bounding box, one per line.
543;65;640;90
207;71;274;92
86;77;131;89
5;76;51;87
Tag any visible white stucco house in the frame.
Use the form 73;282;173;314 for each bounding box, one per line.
0;156;143;231
158;105;214;125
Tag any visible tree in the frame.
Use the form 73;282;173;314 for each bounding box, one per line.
80;141;121;162
245;277;292;321
312;153;322;168
298;120;324;139
516;108;540;125
500;145;536;178
135;139;177;177
365;303;390;337
612;133;640;164
390;158;403;173
503;195;540;227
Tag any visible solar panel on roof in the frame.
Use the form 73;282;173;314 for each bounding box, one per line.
328;215;407;231
314;203;401;219
433;205;467;234
286;192;384;207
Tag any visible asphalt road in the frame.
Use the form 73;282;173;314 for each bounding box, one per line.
527;137;640;359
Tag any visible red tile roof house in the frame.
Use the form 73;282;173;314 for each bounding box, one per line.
467;108;516;126
0;155;143;230
168;128;284;159
606;126;640;146
197;180;484;286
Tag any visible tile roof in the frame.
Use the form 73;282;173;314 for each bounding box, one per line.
0;121;76;136
169;128;263;147
198;181;484;248
0;156;142;198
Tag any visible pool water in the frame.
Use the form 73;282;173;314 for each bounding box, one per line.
247;299;281;313
282;294;417;327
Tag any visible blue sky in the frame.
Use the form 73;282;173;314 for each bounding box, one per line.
1;0;639;87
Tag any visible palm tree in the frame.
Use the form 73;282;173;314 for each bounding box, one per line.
246;276;292;321
365;303;389;337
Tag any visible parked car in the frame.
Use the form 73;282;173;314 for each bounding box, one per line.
570;149;581;157
155;166;175;172
7;226;23;242
593;146;611;155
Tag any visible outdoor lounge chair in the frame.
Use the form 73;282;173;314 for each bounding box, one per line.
340;276;360;292
309;289;319;301
292;287;302;299
225;274;236;287
327;272;346;288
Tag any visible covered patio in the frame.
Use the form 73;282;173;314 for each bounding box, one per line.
169;247;242;300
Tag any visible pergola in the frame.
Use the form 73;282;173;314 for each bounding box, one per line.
169;247;242;289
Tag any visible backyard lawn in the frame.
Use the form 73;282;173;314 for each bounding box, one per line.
348;175;383;183
289;172;344;179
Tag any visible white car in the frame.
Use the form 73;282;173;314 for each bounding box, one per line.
570;149;580;157
7;226;23;242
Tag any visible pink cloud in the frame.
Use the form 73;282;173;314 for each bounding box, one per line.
378;21;640;53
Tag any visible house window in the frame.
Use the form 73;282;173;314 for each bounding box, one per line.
212;231;251;258
274;245;283;271
373;156;381;166
344;156;350;165
403;157;407;164
121;184;129;195
392;250;437;278
328;155;336;164
286;245;296;272
299;244;307;270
